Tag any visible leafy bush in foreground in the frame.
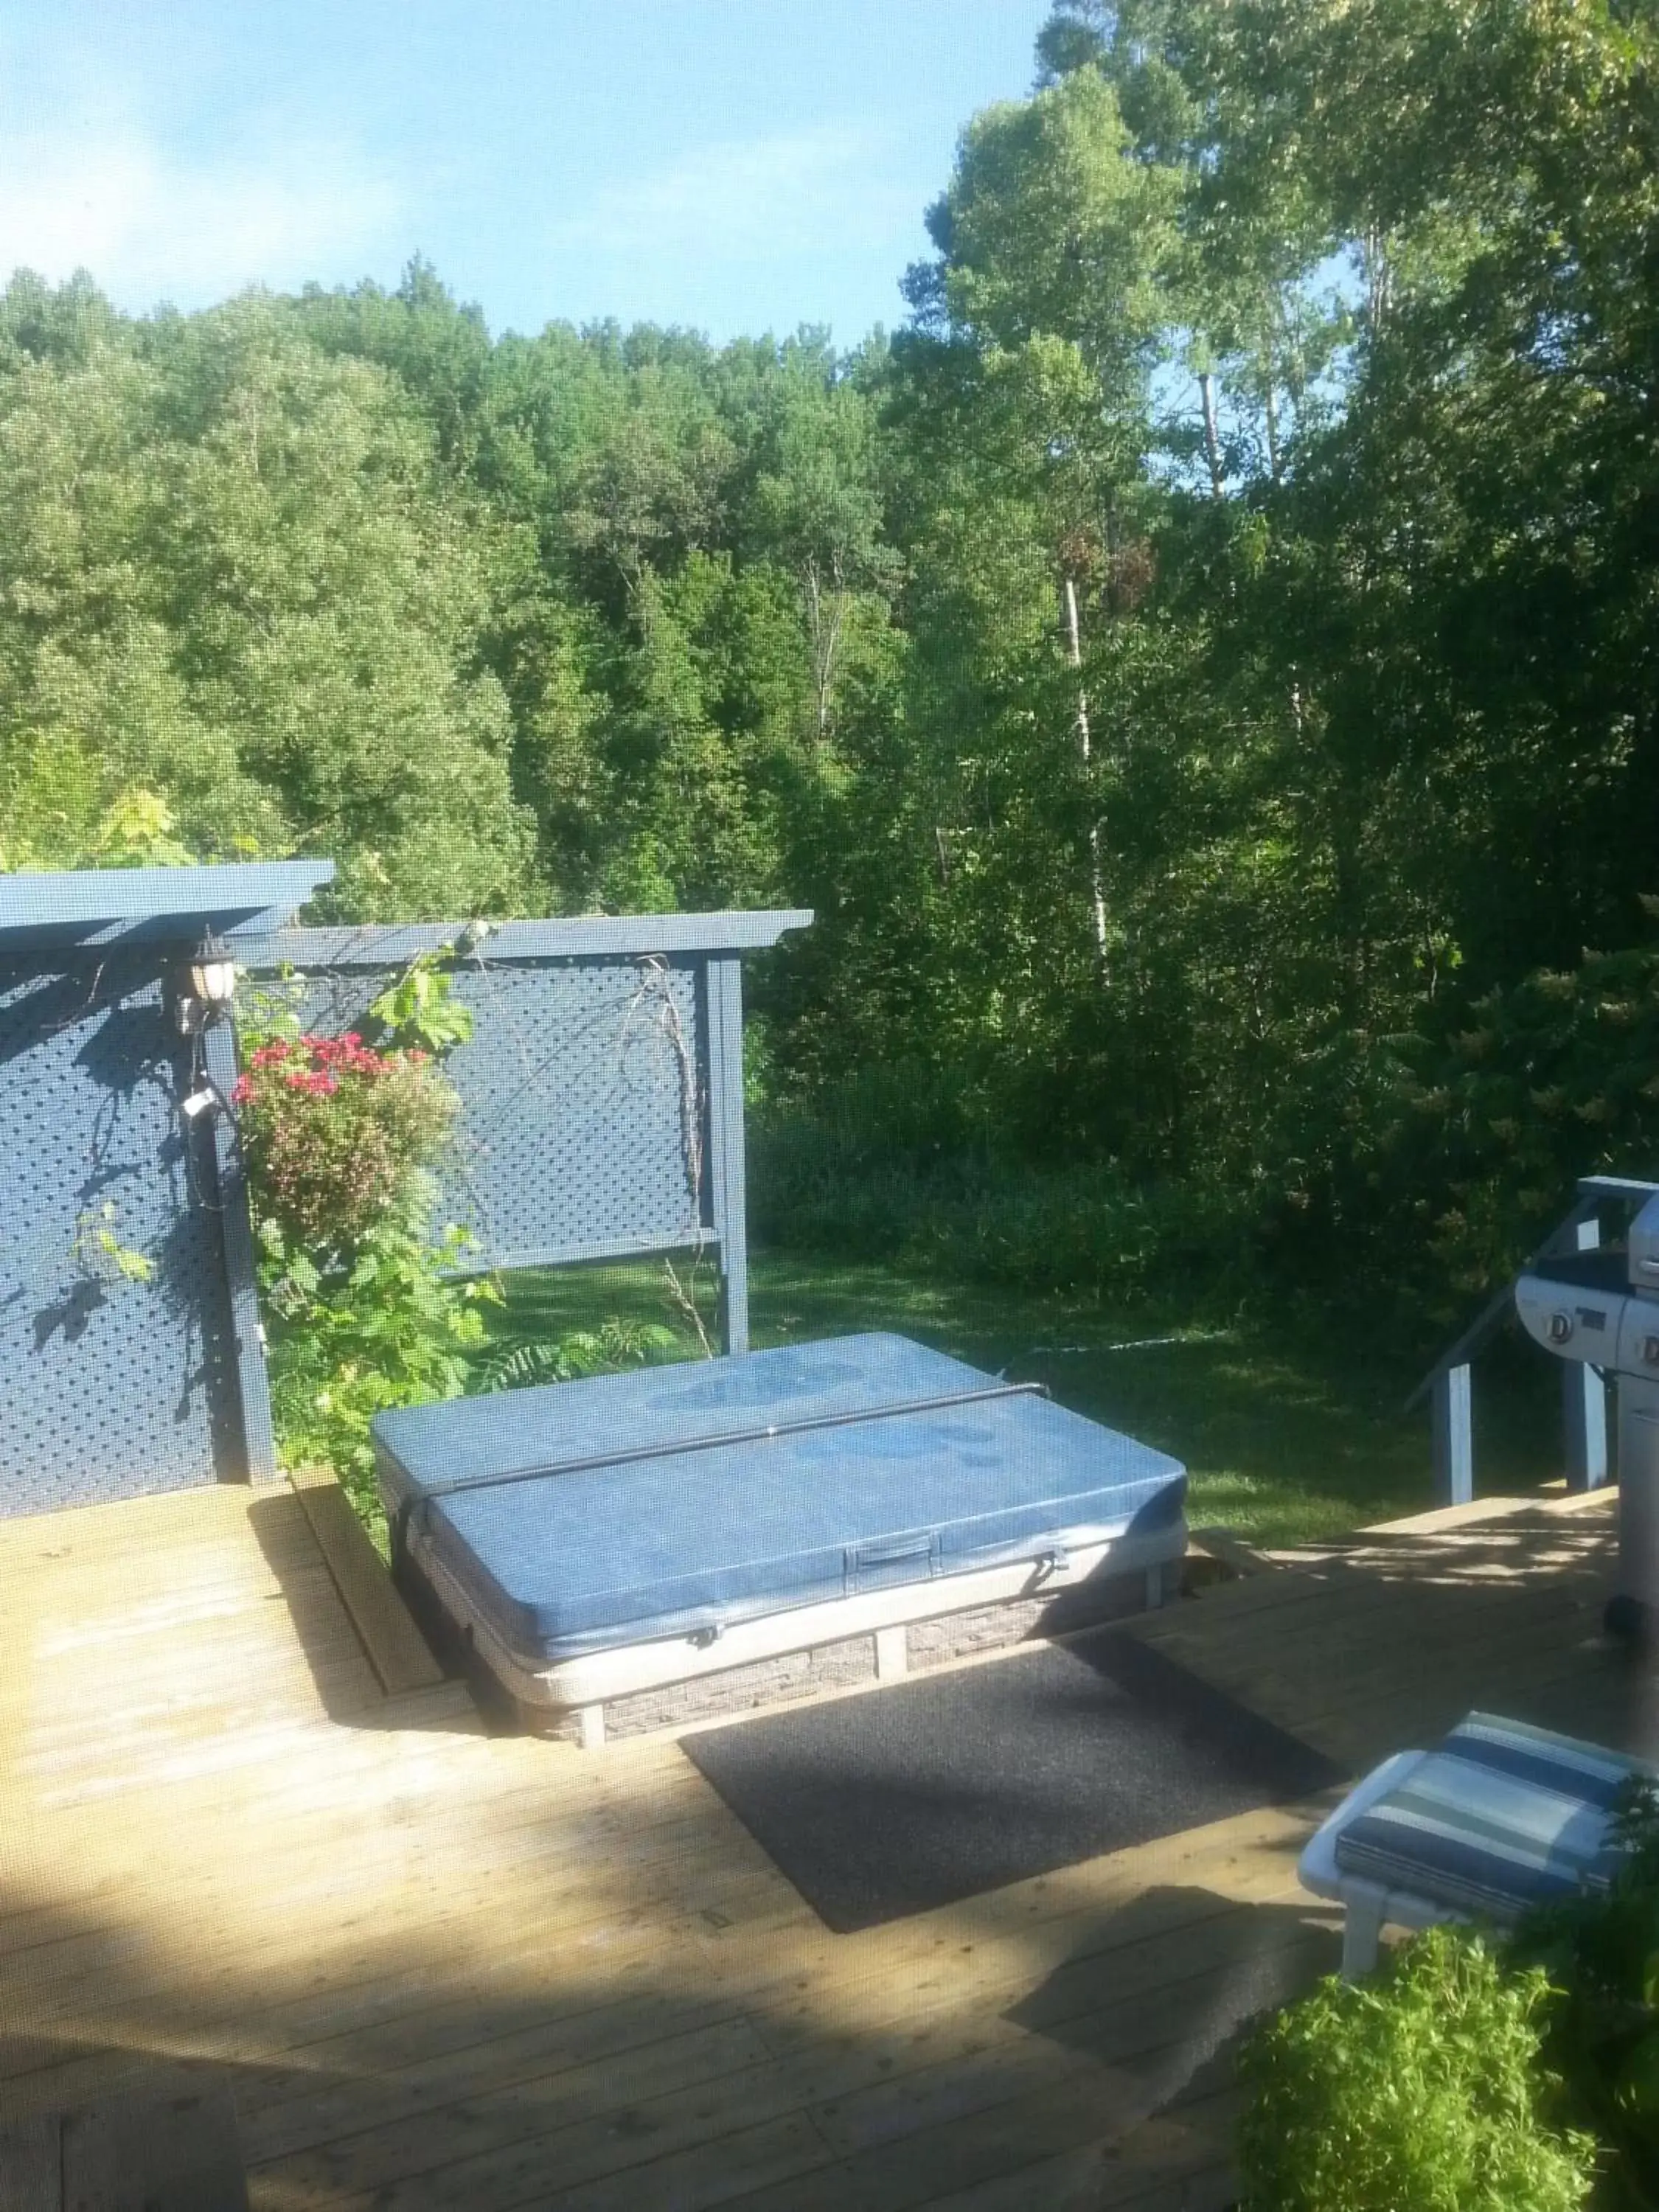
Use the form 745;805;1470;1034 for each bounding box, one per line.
1236;1924;1596;2212
1509;1782;1659;2210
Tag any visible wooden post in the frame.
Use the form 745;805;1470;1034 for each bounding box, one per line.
1562;1215;1610;1491
1433;1363;1473;1506
204;1020;279;1484
706;956;751;1355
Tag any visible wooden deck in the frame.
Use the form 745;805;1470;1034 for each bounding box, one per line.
0;1478;1638;2211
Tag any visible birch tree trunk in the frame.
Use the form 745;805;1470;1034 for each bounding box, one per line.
1362;226;1393;337
1063;572;1110;972
803;553;847;745
1198;371;1225;500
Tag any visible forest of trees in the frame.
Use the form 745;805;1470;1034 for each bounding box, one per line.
3;0;1658;1329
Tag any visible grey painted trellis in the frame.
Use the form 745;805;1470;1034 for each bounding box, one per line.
0;864;808;1521
0;863;333;1517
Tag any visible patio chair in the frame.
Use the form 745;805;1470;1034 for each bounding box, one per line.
1298;1712;1652;1975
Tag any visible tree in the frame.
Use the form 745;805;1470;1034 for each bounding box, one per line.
896;70;1182;986
745;358;899;745
0;278;534;914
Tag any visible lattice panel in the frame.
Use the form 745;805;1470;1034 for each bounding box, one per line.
0;959;238;1517
287;956;710;1270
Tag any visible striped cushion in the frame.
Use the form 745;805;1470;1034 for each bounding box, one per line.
1333;1712;1655;1921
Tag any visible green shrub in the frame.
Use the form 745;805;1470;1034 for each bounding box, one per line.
474;1318;678;1395
1508;1782;1659;2208
1377;938;1659;1314
234;981;482;1554
1236;1924;1597;2212
259;1197;497;1553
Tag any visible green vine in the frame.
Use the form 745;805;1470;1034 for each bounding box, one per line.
366;947;475;1056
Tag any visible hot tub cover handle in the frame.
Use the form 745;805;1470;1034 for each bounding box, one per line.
847;1529;940;1591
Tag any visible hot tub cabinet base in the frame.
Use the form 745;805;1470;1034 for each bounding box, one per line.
406;1517;1177;1745
372;1334;1188;1747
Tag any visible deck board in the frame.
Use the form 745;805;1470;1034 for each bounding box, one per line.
0;1477;1639;2208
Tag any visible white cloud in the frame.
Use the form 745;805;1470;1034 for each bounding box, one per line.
0;116;404;310
550;124;917;264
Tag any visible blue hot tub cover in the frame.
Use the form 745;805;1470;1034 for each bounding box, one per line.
372;1333;1186;1666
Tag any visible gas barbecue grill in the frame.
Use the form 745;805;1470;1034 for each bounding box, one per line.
1517;1191;1659;1641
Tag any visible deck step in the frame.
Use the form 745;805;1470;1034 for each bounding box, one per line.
288;1469;445;1696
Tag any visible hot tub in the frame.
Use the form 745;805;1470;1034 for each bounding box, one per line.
372;1333;1187;1743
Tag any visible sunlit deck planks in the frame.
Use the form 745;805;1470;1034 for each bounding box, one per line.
1138;1489;1638;1777
0;1478;1632;2209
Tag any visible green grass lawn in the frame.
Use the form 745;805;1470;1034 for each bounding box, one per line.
490;1250;1568;1548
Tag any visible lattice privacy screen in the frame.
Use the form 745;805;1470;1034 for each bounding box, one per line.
286;952;710;1273
0;956;238;1512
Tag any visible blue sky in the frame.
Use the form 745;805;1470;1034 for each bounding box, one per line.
0;1;1050;344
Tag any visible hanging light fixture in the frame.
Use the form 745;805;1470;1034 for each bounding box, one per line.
189;932;238;1013
174;932;238;1034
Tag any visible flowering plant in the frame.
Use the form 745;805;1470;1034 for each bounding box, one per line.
232;1002;480;1552
232;1032;458;1251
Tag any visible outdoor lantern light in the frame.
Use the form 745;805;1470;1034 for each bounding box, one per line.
189;934;237;1012
174;933;238;1033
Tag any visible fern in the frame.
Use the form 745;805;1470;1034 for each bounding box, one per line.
473;1318;678;1396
